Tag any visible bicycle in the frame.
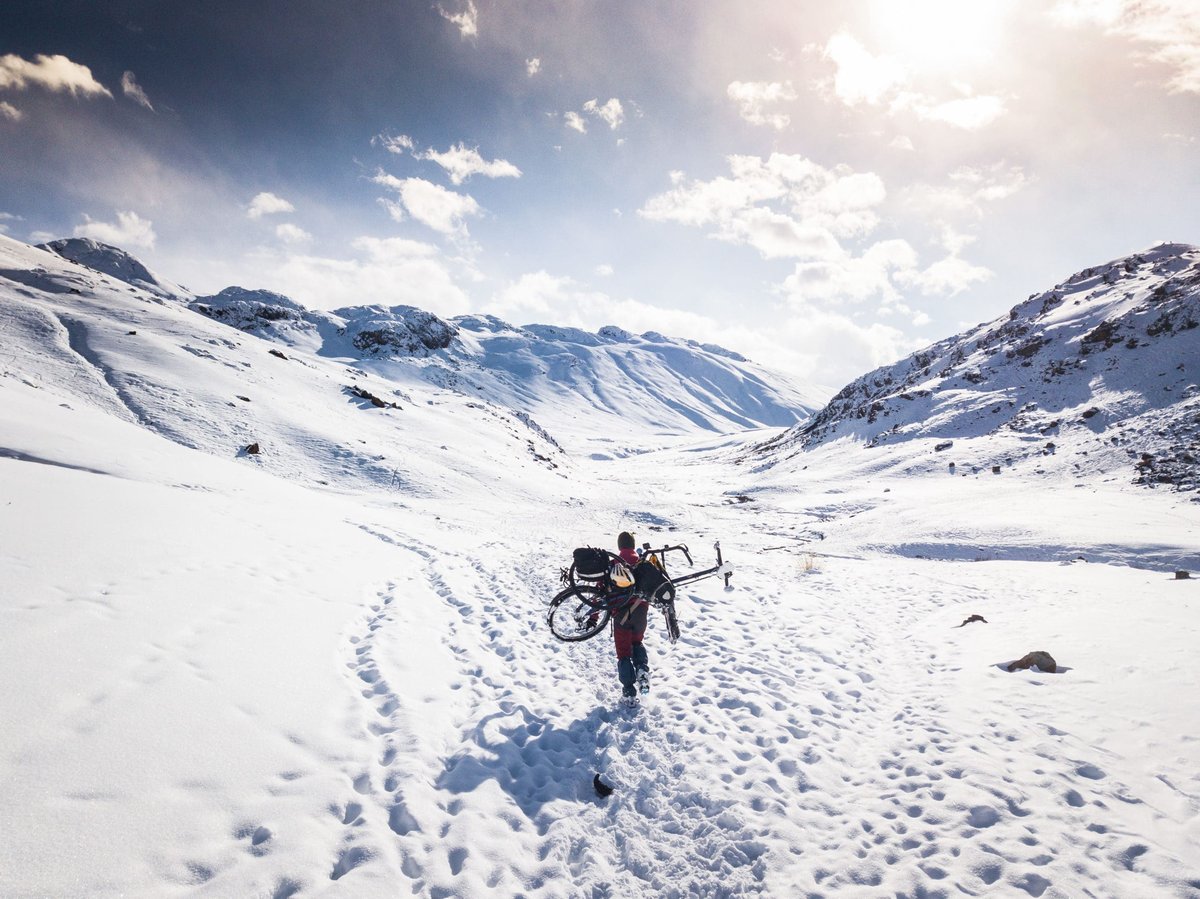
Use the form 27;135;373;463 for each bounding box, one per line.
546;541;733;643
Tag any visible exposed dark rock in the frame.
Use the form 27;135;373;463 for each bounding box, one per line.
269;349;288;360
245;442;261;455
955;614;988;628
1177;570;1191;580
1007;651;1057;673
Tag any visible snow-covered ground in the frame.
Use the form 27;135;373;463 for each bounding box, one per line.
3;236;1200;897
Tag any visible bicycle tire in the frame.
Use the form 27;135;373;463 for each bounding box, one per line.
548;585;611;642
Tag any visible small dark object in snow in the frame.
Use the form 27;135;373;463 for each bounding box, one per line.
1177;570;1191;580
268;349;288;360
935;441;953;452
236;395;251;402
1082;407;1100;419
992;465;1001;474
955;614;988;628
1007;651;1057;673
126;330;137;336
593;774;613;797
246;442;261;455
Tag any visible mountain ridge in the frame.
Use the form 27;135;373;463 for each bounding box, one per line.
755;242;1200;493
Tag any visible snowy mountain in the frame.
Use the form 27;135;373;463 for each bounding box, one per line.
38;236;190;299
3;233;1200;899
755;243;1200;493
24;237;823;451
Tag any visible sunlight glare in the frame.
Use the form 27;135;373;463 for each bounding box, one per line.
868;0;1014;72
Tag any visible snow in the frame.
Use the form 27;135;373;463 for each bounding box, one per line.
2;234;1200;897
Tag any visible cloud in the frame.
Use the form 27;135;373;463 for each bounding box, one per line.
564;110;587;133
898;91;1007;130
351;236;440;261
120;71;154;111
595;263;614;277
0;211;20;234
0;53;112;97
820;34;1007;130
897;254;993;296
249;241;470;316
901;163;1030;221
582;98;625;129
727;80;798;129
275;223;312;245
73;210;156;249
1052;0;1200;93
375;136;520;185
247;191;296;219
437;0;478;38
374;133;415;154
823;34;906;106
372;173;481;237
483;268;909;385
640;153;886;260
526;57;541;76
416;143;521;184
0;101;21;121
781;240;918;305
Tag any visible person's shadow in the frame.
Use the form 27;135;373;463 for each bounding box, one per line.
436;704;614;817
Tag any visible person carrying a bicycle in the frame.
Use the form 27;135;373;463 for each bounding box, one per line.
612;531;651;698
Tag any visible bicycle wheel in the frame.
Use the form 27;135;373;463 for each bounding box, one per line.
548;586;610;642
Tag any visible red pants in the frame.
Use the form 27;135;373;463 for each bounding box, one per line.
613;599;648;659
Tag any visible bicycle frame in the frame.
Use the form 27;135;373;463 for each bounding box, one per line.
640;540;733;590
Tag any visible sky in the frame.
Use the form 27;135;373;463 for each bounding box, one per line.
2;0;1198;386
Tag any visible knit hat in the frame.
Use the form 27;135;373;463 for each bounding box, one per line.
617;531;635;550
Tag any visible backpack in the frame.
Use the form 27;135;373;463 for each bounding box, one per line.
572;547;610;580
633;559;669;597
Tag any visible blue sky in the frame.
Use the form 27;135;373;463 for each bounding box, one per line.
2;0;1198;384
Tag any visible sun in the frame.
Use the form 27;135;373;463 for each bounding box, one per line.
867;0;1014;73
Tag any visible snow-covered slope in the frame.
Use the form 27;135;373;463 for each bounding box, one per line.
3;233;1200;899
0;235;570;499
38;237;190;299
756;243;1200;493
19;236;822;452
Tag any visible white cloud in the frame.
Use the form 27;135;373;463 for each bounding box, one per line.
526;57;541;77
372;173;481;237
484;268;911;385
898;254;993;296
0;53;111;97
904;93;1007;130
781;240;919;305
416;143;521;184
120;71;154;111
901;164;1029;220
374;133;415;154
0;212;20;234
595;263;614;277
727;80;798;129
351;236;439;261
0;101;21;121
564;110;587;133
890;135;915;151
640;153;886;260
437;0;478;38
823;34;907;106
252;242;469;316
820;33;1008;129
583;98;625;129
1052;0;1200;93
275;223;312;245
247;192;296;219
73;210;156;249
